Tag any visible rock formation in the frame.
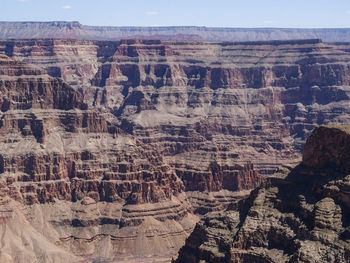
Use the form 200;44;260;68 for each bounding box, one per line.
175;125;350;263
1;39;350;176
2;22;350;42
0;54;204;262
1;37;350;262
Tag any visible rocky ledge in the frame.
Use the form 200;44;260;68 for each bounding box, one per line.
175;125;350;263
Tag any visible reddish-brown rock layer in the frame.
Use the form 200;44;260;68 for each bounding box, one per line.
0;54;208;263
2;39;350;177
175;125;350;263
4;38;350;262
0;54;184;206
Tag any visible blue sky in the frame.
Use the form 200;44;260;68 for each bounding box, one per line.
2;0;350;28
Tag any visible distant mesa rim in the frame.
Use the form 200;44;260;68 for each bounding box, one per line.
0;21;350;42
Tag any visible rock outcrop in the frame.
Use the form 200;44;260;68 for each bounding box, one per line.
175;125;350;263
2;22;350;42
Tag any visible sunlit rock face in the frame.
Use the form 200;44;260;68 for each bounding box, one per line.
0;51;261;262
2;39;350;176
0;54;198;263
1;38;350;262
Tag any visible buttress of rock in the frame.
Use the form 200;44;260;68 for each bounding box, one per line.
175;125;350;263
303;125;350;174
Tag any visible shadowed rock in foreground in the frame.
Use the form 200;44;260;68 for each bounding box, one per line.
175;125;350;263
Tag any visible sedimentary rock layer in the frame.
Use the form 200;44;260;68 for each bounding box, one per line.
2;38;350;262
0;54;205;263
2;39;350;176
2;22;350;42
175;125;350;263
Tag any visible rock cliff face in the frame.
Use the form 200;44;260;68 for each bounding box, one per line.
0;54;205;263
2;22;350;42
1;38;350;262
175;125;350;263
2;39;350;176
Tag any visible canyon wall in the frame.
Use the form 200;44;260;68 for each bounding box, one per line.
0;54;200;263
176;125;350;263
1;39;350;176
0;42;262;262
1;38;350;262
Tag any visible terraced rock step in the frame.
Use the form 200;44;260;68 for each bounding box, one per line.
0;54;200;263
2;38;350;262
2;39;350;177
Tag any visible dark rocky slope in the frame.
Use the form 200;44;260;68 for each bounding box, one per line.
175;125;350;263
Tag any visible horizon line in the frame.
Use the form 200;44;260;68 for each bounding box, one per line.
1;21;350;30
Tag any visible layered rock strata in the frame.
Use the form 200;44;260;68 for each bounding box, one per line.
1;39;350;176
3;37;350;261
0;54;204;262
175;125;350;263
